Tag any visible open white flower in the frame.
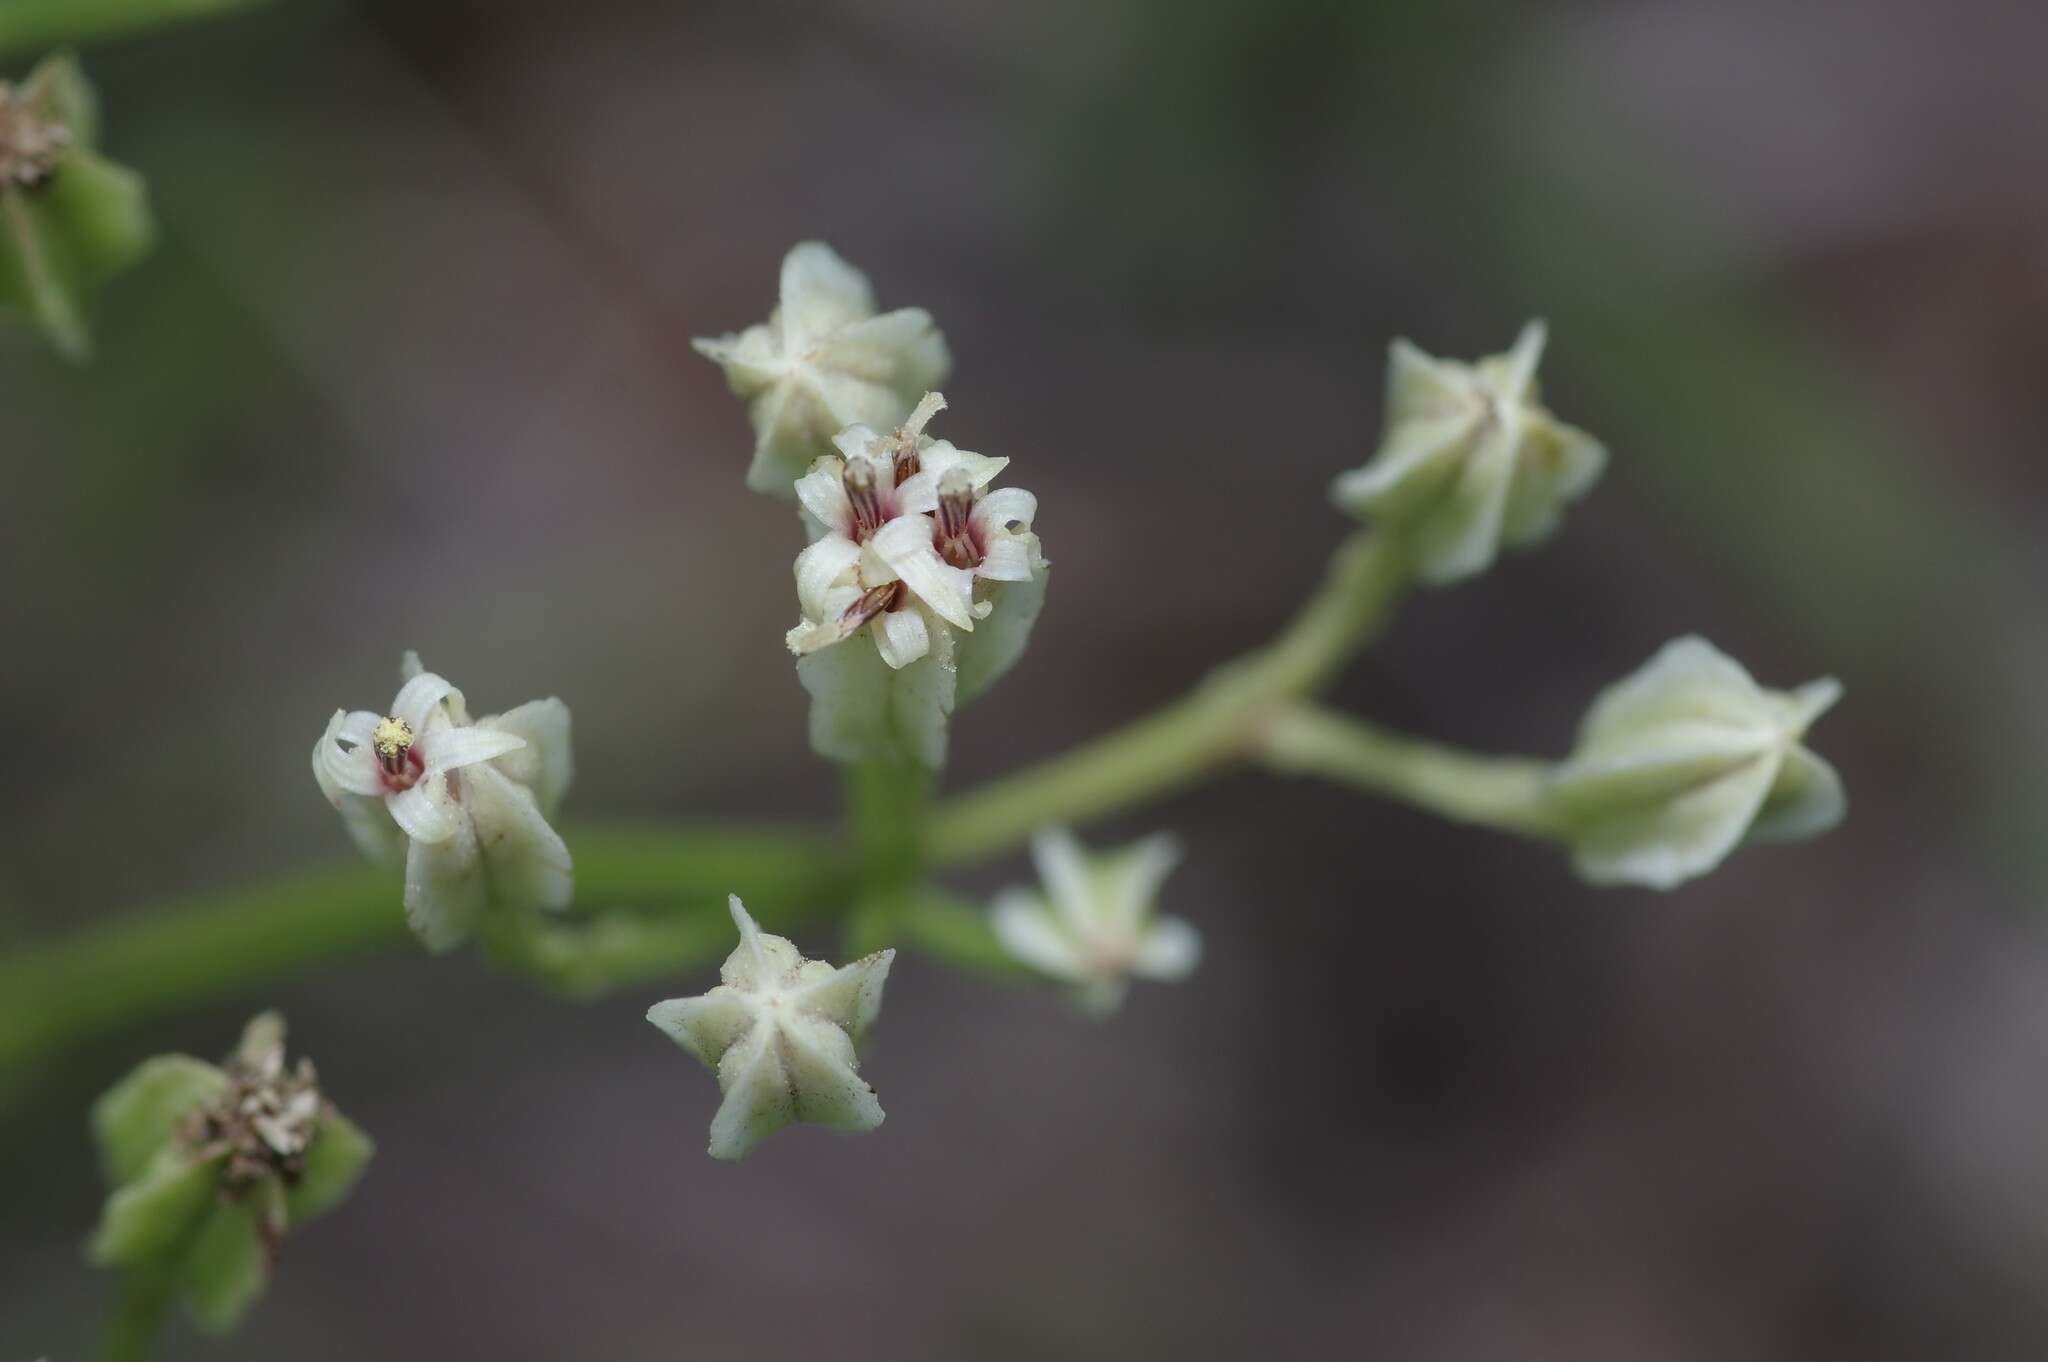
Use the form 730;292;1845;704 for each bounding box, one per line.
1332;321;1605;585
312;653;573;951
646;896;895;1162
786;394;1048;768
1550;636;1844;890
694;242;950;497
990;828;1199;1014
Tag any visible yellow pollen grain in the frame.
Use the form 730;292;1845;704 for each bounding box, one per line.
373;715;414;760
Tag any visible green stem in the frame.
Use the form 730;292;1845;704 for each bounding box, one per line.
0;823;850;1095
0;0;275;56
929;531;1412;865
97;1263;178;1362
1257;703;1565;839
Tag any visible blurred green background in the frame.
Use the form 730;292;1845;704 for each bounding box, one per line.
6;0;2048;1358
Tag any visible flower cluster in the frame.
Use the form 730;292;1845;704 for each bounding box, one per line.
88;1014;372;1334
785;391;1048;768
694;241;950;496
1332;321;1605;585
312;653;573;951
990;827;1201;1013
647;897;895;1161
1552;636;1844;889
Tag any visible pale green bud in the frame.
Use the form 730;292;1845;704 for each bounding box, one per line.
694;242;950;497
86;1013;373;1334
1333;321;1605;584
646;897;894;1161
1550;636;1844;890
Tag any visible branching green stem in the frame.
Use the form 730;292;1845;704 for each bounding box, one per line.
929;531;1413;865
1256;703;1566;839
0;824;850;1095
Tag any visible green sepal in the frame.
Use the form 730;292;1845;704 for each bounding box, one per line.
286;1110;375;1226
90;1054;227;1187
180;1189;274;1334
87;1145;223;1267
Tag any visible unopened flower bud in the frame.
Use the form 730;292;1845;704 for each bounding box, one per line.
1332;321;1605;585
694;242;950;497
646;897;895;1161
1550;636;1844;889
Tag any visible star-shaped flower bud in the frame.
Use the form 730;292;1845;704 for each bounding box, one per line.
646;897;895;1162
786;395;1048;768
87;1013;373;1335
695;241;950;497
1332;321;1606;585
312;652;574;951
0;54;154;361
1550;636;1845;890
989;827;1200;1014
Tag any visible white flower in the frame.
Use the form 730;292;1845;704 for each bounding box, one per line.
785;394;1048;768
312;653;574;951
1332;321;1605;585
645;897;895;1161
990;828;1199;1014
1550;636;1844;890
694;242;950;497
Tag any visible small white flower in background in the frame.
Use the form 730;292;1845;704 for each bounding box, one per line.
1550;636;1844;890
646;896;895;1162
990;827;1200;1014
787;393;1049;769
1332;321;1605;585
694;241;950;498
312;653;574;951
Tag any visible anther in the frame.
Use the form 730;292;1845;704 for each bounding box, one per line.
372;716;415;776
934;469;980;569
843;458;888;541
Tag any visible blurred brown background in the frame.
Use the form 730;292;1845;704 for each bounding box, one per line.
6;0;2048;1357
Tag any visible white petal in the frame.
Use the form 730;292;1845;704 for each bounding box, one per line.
917;440;1007;491
1030;827;1097;934
794;534;863;616
777;1014;885;1133
313;711;384;801
1493;319;1548;406
1099;833;1184;935
464;763;573;912
779;241;876;345
420;725;526;774
975;533;1038;582
1749;746;1846;845
389;671;458;733
479;698;573;819
1409;413;1517;584
872;516;975;630
872;607;930;669
989;893;1086;981
795;461;853;533
788;949;895;1040
385;774;459;843
403;825;484;952
1131;916;1202;981
1575;637;1771;751
647;988;757;1071
707;1025;794;1161
1568;751;1781;890
973;486;1037;533
336;792;405;867
893;469;937;514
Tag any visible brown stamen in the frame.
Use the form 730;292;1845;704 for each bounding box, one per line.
934;469;980;569
843;459;888;542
